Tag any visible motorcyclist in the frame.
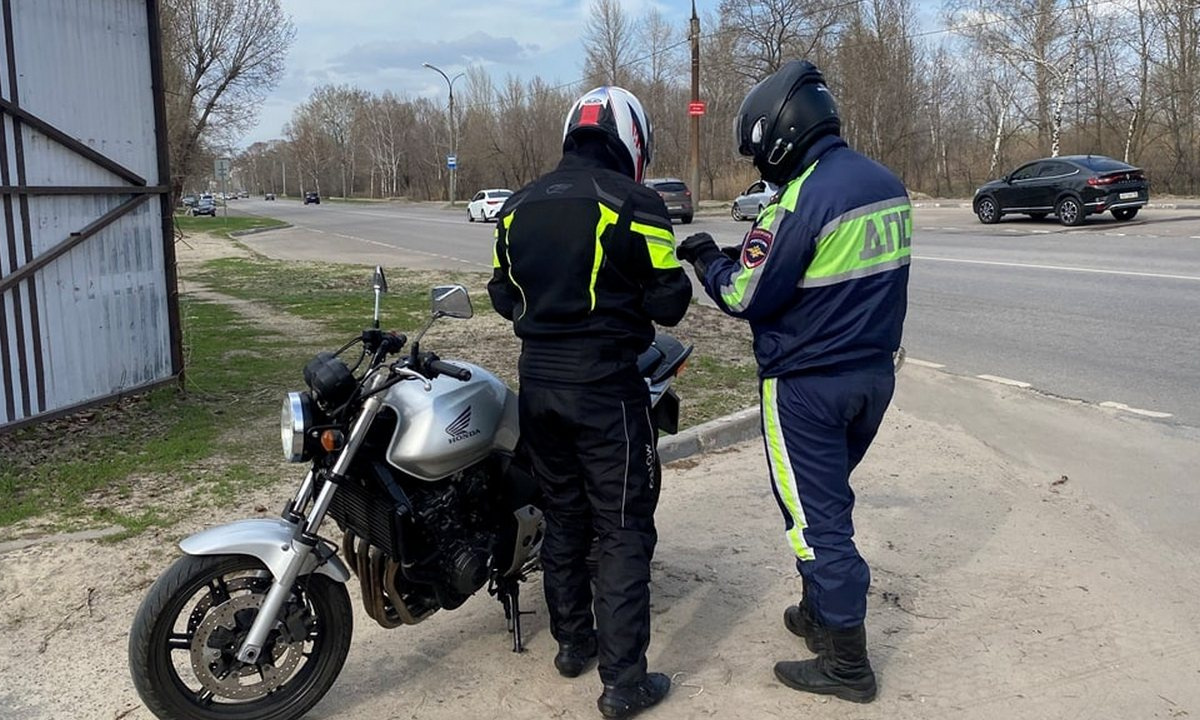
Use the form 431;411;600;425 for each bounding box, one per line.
676;60;911;704
488;85;691;718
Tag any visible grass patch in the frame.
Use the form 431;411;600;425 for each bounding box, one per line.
174;213;288;235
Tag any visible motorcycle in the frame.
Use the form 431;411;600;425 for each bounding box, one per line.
128;268;693;720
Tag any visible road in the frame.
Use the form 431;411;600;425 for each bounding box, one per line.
228;198;1200;426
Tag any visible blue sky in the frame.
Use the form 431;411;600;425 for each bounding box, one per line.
245;0;940;147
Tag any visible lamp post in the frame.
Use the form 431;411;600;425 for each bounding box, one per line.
423;62;465;205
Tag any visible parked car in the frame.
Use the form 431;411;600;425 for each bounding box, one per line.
181;194;198;209
731;180;778;221
644;178;693;223
304;191;321;205
973;155;1149;226
264;192;276;201
467;189;512;222
238;190;249;198
190;198;217;217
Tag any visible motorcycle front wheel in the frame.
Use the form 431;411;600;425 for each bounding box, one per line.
129;553;352;720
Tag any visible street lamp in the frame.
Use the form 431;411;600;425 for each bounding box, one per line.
423;62;465;205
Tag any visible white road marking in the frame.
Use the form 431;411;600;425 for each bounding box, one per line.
1030;229;1051;234
915;255;1200;282
977;374;1032;388
906;358;946;369
328;230;490;269
1099;401;1173;419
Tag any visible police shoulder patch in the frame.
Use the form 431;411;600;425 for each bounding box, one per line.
742;228;773;268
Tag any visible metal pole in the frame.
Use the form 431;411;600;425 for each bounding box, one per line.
423;63;465;206
689;1;701;201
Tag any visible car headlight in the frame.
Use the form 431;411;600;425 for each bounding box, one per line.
281;391;313;462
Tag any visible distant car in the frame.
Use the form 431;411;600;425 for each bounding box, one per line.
644;178;693;223
190;198;217;217
181;194;198;209
974;155;1149;226
731;180;778;221
467;189;512;222
238;190;249;199
264;192;276;201
304;191;321;205
200;193;214;204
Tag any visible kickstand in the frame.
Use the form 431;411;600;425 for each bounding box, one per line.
494;578;535;653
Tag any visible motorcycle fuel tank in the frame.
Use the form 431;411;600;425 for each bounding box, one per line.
381;361;518;481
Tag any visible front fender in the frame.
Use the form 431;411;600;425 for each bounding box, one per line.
179;517;351;583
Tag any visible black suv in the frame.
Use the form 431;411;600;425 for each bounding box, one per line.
974;155;1148;226
644;178;693;224
304;190;321;205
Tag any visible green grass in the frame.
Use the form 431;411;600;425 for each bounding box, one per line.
174;213;288;235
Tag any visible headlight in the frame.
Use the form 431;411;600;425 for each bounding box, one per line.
281;391;312;462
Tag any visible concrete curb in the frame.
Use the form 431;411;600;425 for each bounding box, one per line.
658;407;761;463
228;223;292;237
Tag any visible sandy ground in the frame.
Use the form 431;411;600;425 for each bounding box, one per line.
2;233;1198;720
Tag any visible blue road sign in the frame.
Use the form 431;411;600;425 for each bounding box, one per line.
447;155;457;169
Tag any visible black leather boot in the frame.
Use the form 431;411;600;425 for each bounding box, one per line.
783;602;823;654
597;672;671;718
554;635;598;678
773;625;877;703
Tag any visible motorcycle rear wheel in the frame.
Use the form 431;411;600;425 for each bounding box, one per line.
129;553;352;720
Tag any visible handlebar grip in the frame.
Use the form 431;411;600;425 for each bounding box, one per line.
429;360;471;381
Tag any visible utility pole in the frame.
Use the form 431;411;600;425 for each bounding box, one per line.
424;62;465;205
689;1;701;200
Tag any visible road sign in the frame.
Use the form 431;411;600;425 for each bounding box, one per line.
447;155;457;170
688;101;706;116
214;157;231;180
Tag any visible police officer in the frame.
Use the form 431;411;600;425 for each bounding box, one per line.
676;60;911;704
488;86;691;719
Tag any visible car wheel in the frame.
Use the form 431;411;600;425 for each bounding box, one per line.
1112;207;1139;221
1028;212;1048;221
681;214;693;224
975;196;1000;224
468;208;475;222
731;203;742;221
1056;196;1085;226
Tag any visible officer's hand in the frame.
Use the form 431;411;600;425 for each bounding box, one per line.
677;232;720;264
721;244;741;262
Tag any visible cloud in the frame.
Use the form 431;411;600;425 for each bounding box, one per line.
330;32;538;74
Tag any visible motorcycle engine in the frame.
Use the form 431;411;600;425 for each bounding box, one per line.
410;465;493;609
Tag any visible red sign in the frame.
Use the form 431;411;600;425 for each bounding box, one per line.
688;101;706;116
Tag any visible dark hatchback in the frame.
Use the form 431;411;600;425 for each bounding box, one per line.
973;155;1149;226
304;190;321;205
644;178;694;224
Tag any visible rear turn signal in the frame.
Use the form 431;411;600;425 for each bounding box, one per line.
320;430;346;452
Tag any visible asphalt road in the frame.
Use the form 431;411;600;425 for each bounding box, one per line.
229;198;1200;427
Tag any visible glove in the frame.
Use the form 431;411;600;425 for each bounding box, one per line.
721;244;741;262
677;232;721;265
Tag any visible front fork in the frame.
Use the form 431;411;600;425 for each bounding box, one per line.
235;384;386;664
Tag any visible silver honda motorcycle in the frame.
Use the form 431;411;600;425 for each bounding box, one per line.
128;268;693;720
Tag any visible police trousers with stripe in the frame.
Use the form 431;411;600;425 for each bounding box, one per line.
518;368;661;688
760;368;894;629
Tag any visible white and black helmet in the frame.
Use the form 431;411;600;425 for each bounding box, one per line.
563;86;653;183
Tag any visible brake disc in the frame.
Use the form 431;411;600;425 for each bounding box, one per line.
189;593;304;700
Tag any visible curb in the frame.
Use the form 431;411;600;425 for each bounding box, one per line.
658;407;761;463
228;223;292;237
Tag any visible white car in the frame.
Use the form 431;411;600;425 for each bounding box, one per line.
467;189;513;222
731;180;779;221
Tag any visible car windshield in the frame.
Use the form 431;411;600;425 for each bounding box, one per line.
1080;156;1134;172
487;191;512;198
653;182;688;192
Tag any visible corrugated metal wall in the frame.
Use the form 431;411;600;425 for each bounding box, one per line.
0;0;177;429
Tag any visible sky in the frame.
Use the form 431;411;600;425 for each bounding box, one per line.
244;0;940;148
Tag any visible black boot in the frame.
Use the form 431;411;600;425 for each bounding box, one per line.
597;672;671;719
773;625;877;703
554;635;598;678
783;602;823;654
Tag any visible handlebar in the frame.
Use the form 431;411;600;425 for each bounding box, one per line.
428;359;471;381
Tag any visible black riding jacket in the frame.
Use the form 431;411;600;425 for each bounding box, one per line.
488;147;692;381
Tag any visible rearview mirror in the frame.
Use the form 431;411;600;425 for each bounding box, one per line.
431;285;473;319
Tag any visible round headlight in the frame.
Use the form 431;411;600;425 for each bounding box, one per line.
281;392;312;462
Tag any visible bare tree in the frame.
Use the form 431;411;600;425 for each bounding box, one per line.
583;0;636;86
160;0;295;202
718;0;844;79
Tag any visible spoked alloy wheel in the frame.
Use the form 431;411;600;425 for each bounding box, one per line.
1056;196;1085;226
976;197;999;224
129;554;352;720
731;203;743;221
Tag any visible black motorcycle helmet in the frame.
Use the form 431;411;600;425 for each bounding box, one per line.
735;60;841;185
